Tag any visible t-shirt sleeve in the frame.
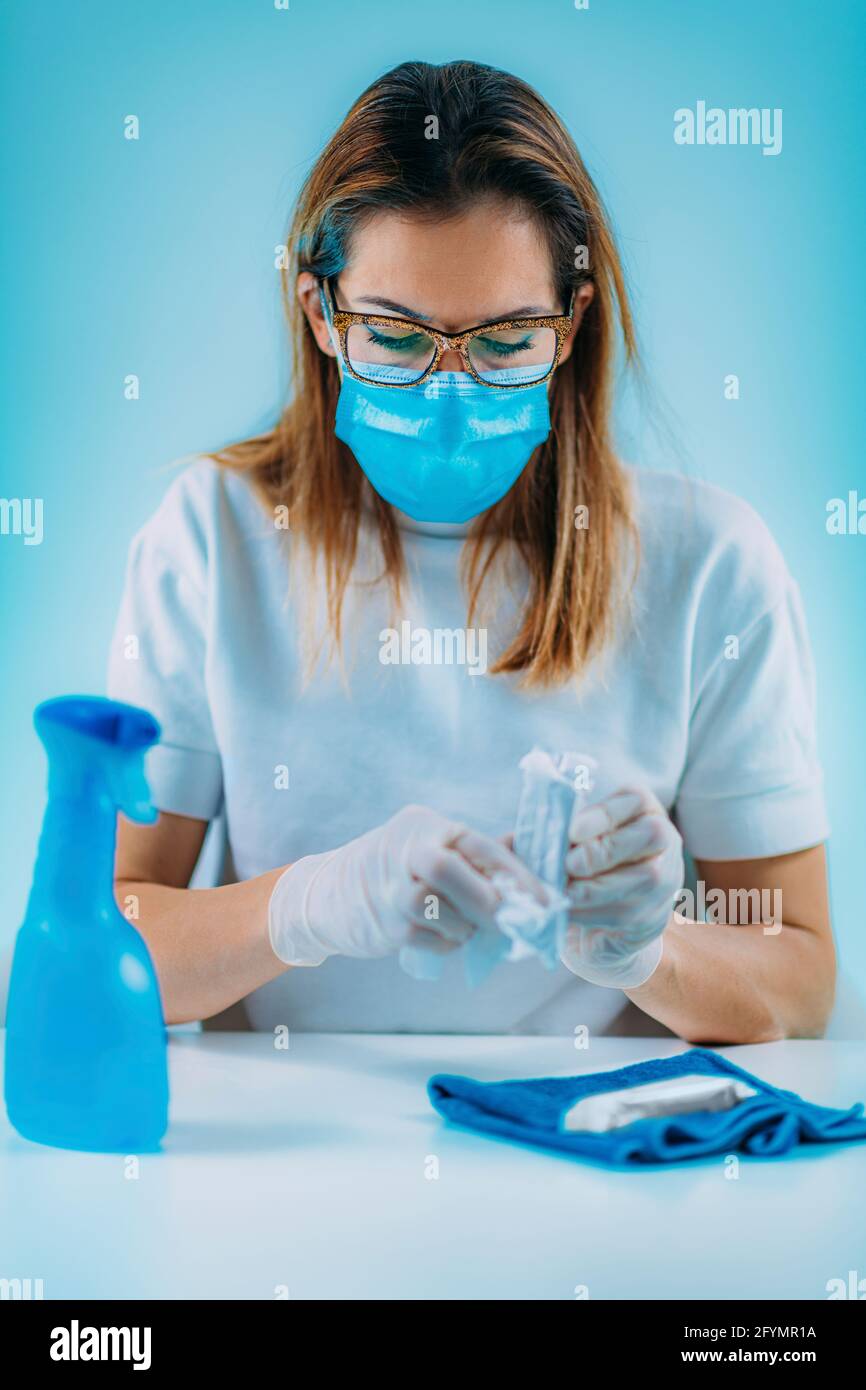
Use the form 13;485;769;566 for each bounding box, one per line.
106;474;223;820
673;578;829;861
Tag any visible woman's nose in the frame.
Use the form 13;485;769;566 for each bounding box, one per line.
436;349;464;372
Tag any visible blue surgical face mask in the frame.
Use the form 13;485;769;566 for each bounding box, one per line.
324;310;552;524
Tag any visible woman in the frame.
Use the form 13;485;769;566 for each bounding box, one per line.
109;60;834;1042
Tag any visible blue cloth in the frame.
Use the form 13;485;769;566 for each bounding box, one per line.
427;1048;866;1166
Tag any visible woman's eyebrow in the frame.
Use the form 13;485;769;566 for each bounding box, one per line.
354;296;434;321
353;296;557;322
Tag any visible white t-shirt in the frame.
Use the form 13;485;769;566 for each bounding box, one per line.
107;456;829;1036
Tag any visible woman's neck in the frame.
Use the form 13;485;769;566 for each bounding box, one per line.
392;508;474;539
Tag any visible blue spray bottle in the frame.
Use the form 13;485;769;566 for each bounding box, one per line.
4;696;169;1152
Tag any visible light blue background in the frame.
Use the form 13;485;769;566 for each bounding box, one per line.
2;1;864;993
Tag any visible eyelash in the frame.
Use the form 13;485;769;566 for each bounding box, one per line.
477;335;534;357
365;329;427;353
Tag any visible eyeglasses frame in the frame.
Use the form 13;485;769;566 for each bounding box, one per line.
322;279;575;390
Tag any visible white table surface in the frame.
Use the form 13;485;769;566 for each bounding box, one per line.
1;1032;864;1300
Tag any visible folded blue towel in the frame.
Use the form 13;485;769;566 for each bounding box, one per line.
427;1048;866;1166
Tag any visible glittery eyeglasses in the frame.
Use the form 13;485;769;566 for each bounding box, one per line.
322;279;574;390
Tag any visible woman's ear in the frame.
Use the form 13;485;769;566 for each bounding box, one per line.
297;272;338;357
557;282;594;367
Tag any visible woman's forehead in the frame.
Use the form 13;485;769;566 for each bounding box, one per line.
340;206;559;329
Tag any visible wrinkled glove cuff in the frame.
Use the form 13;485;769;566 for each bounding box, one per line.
564;933;664;990
268;853;337;967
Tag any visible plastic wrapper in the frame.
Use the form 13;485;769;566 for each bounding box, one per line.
463;747;595;987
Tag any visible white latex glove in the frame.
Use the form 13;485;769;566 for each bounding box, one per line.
268;803;547;973
560;788;684;989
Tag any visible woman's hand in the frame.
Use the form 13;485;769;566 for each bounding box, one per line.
268;803;545;972
561;788;684;988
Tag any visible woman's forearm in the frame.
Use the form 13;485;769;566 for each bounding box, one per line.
626;915;836;1045
116;872;836;1039
114;871;288;1025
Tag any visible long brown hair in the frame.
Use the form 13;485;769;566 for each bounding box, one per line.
212;59;639;687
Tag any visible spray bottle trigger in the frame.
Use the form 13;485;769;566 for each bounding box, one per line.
103;703;162;825
108;751;159;825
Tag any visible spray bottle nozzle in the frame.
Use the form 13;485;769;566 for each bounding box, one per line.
35;696;162;825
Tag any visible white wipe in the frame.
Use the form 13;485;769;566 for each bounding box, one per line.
463;747;595;987
399;942;447;982
560;1073;758;1133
